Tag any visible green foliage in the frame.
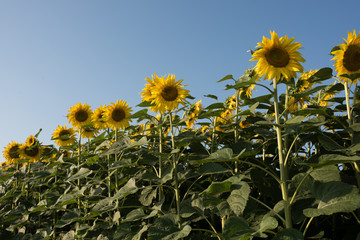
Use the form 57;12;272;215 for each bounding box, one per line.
1;67;360;240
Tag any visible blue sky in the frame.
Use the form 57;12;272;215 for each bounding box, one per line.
1;0;359;162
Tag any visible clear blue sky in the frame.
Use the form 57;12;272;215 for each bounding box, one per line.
1;0;359;162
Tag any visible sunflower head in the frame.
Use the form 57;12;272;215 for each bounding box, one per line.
67;102;93;129
52;125;77;147
92;105;109;130
250;30;305;81
3;141;21;164
332;30;360;84
81;125;99;139
20;139;41;163
150;74;190;113
104;100;132;130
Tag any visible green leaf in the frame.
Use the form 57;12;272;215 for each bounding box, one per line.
284;116;306;125
304;182;360;217
130;109;148;119
55;210;80;228
318;134;345;151
208;148;233;159
218;74;235;82
223;216;254;240
92;197;116;212
310;165;341;182
203;181;232;196
306;67;333;82
148;214;191;240
139;186;157;206
272;228;304;240
317;154;360;167
199;162;231;175
161;165;173;184
340;73;360;81
205;102;225;110
66;168;92;182
113;178;138;200
125;208;147;221
254;216;278;237
204;94;218;100
227;182;250;216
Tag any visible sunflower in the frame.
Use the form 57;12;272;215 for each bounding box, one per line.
52;125;76;147
186;100;203;129
332;30;360;84
3;141;21;164
104;100;132;130
67;102;93;129
81;125;99;139
150;74;190;113
92;105;109;130
250;30;305;81
19;136;41;162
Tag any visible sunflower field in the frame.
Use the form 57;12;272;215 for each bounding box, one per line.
1;30;360;240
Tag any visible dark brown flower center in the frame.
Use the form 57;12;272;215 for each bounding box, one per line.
9;146;20;159
75;110;89;122
265;47;290;68
343;45;360;72
112;108;125;122
161;86;178;101
25;145;39;157
59;130;70;141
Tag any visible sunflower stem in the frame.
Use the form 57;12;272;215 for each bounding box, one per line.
234;89;240;174
344;83;360;188
169;112;181;225
273;78;292;229
158;119;164;201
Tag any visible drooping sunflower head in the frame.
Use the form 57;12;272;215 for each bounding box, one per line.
151;74;190;113
3;141;21;164
104;100;132;130
67;102;93;129
92;105;109;130
332;30;360;84
81;125;99;139
52;125;77;147
250;30;305;81
19;139;41;163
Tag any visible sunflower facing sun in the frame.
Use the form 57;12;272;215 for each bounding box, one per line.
104;100;132;130
250;30;305;81
67;102;93;129
92;105;109;130
150;74;189;113
332;30;360;84
52;125;77;147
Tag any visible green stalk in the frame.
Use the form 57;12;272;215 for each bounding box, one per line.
344;83;360;188
234;89;240;174
158;122;164;200
273;78;292;228
169;112;181;224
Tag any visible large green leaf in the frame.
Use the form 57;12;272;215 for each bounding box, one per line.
227;181;250;216
222;216;254;240
66;168;92;182
203;181;232;196
148;214;191;240
303;182;360;217
113;178;138;200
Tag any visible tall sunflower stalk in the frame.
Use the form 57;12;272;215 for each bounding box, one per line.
141;73;190;224
332;30;360;188
251;30;305;228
